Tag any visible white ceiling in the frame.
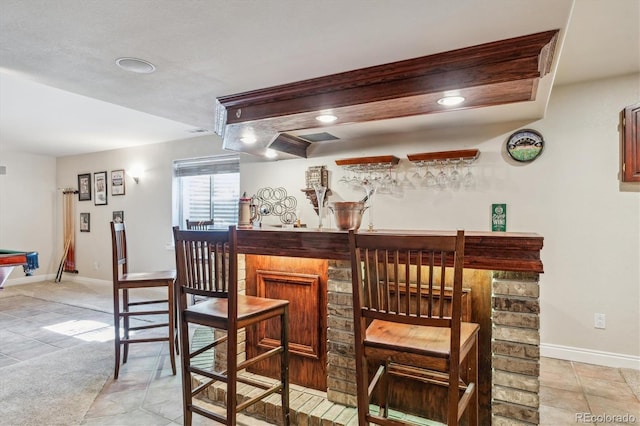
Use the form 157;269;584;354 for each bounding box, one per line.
0;0;638;158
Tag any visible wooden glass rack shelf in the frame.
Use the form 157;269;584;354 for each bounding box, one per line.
407;149;480;162
335;155;400;168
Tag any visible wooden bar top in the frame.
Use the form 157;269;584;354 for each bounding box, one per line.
237;227;543;273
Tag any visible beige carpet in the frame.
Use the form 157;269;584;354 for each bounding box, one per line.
0;334;112;425
0;284;175;425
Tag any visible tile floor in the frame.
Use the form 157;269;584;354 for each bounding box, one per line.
1;279;639;425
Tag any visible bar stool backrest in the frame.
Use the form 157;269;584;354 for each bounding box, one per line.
111;222;129;277
173;226;236;302
348;230;465;348
185;219;214;230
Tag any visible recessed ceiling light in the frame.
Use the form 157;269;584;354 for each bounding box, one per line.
437;96;465;106
115;57;156;74
315;114;338;123
265;149;278;159
241;135;257;144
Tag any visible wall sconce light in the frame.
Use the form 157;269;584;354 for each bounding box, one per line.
129;166;144;184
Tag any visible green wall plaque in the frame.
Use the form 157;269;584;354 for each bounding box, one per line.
492;204;507;232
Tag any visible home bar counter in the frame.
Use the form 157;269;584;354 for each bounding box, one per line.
235;227;544;425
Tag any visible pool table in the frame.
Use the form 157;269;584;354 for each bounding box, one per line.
0;250;39;289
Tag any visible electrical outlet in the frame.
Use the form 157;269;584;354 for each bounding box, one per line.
594;313;606;329
93;261;100;270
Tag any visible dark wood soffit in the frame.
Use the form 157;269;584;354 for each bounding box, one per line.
221;78;541;154
215;30;558;157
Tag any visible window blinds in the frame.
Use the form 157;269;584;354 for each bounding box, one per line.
173;154;240;177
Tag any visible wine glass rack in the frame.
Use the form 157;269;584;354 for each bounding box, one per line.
406;149;479;163
335;155;400;170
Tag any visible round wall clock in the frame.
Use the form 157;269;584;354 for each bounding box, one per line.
506;129;544;162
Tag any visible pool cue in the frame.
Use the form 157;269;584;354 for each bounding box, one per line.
56;190;73;282
64;189;76;273
55;238;71;282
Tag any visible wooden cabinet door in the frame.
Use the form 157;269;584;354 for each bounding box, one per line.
621;102;640;182
245;255;327;391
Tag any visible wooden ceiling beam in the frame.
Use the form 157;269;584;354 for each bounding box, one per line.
214;30;559;158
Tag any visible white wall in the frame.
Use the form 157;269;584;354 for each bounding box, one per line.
534;74;639;366
0;151;57;280
3;73;637;366
55;135;229;280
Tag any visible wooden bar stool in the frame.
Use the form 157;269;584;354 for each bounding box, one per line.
185;219;214;230
347;229;479;425
110;221;177;380
173;226;290;426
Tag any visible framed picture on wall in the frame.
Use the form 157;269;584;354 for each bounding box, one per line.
94;171;108;205
112;210;124;224
78;173;91;201
80;212;90;232
111;169;125;196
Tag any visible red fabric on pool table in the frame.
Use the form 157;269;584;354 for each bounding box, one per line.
0;254;28;266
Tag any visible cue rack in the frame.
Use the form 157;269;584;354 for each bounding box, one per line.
56;188;78;282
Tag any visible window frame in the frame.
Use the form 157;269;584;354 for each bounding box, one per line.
172;154;240;228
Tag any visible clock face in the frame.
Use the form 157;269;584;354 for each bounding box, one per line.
506;129;544;162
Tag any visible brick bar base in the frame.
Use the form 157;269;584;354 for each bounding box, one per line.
492;271;541;425
326;260;357;407
207;257;543;425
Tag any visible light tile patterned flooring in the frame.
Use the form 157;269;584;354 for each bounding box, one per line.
1;280;639;425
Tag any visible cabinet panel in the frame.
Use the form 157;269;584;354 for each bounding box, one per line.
621;102;640;182
255;270;321;359
246;255;327;391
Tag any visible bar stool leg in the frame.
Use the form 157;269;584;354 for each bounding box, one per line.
122;288;130;364
469;340;479;426
174;281;180;356
113;286;121;380
281;306;290;425
167;281;176;375
227;327;238;425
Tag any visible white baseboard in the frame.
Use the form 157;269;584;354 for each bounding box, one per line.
4;273;56;286
65;275;112;286
4;274;110;287
541;343;640;370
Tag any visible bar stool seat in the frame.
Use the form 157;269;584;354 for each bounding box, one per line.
365;319;479;361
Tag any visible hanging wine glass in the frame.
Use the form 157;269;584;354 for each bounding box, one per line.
436;160;449;190
348;167;364;191
377;170;392;194
361;179;376;231
384;168;401;196
313;184;327;230
398;168;415;191
411;161;425;186
423;160;437;189
463;157;476;190
449;158;462;191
